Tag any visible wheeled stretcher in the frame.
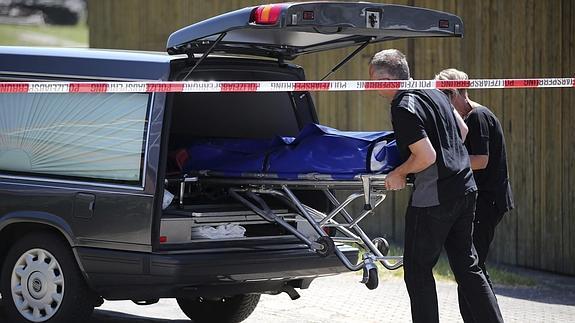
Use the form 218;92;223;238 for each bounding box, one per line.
173;124;405;289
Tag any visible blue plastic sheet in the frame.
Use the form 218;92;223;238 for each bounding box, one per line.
180;123;400;179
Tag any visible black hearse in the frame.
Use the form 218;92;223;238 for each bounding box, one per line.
0;2;462;322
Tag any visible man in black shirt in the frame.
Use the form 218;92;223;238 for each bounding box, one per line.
369;49;502;323
436;68;514;321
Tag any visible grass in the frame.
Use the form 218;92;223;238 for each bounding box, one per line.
0;22;88;46
358;243;536;287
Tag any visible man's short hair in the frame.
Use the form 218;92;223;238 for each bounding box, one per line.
435;68;469;96
369;49;410;80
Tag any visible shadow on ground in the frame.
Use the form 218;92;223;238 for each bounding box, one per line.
89;309;191;323
496;285;575;306
493;266;575;306
0;308;191;323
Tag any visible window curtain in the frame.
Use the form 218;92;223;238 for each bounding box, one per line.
0;93;149;183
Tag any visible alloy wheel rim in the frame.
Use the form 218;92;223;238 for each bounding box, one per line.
11;248;64;322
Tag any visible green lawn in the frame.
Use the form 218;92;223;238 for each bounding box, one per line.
0;22;88;47
361;244;536;287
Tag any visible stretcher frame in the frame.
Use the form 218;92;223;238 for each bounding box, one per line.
182;172;403;290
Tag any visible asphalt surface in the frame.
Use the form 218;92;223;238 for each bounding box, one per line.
1;268;574;322
68;268;575;322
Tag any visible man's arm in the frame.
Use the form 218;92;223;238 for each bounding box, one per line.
465;110;490;170
469;155;489;170
453;108;468;141
385;137;436;190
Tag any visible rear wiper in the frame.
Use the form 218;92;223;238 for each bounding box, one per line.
181;32;227;80
320;37;374;81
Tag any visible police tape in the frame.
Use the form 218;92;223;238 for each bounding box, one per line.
0;78;573;93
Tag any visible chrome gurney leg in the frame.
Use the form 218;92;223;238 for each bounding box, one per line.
224;179;399;287
323;190;403;271
228;188;325;252
280;185;362;270
303;205;364;243
318;192;364;227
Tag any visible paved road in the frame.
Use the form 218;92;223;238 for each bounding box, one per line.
2;269;574;322
90;269;575;323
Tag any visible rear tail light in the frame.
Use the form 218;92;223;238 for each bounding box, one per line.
250;4;285;25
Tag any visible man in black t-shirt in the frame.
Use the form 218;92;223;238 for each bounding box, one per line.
436;68;514;321
369;50;502;323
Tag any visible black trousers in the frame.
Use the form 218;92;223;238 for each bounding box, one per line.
458;192;506;322
403;192;503;323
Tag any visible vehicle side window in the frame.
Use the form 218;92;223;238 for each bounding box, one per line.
0;92;150;185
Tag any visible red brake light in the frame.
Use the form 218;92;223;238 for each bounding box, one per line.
159;236;168;243
250;4;284;25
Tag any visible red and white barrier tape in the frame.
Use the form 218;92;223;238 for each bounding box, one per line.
0;78;573;93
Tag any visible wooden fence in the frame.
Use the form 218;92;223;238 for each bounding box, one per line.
88;0;575;275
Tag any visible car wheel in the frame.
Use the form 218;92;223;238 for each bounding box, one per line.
0;233;94;322
177;294;260;323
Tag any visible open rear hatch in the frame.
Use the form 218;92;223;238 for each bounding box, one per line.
167;1;463;60
160;2;464;248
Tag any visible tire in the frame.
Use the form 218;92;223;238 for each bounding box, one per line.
365;267;379;290
372;237;390;256
177;294;260;323
0;232;94;323
315;236;335;257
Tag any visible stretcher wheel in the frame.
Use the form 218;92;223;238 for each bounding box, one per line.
365;267;379;290
372;237;390;256
315;236;335;257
